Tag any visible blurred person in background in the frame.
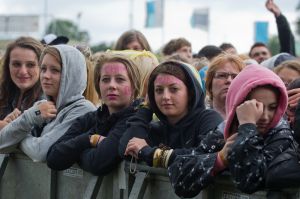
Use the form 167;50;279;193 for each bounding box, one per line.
162;37;193;63
114;29;152;52
205;53;245;118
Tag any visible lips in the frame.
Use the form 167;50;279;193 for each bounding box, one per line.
161;104;173;108
107;94;118;100
42;82;53;87
17;77;30;82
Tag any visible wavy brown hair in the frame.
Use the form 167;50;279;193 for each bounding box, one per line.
0;37;44;111
114;30;152;52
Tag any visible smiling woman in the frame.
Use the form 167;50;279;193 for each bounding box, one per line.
0;37;44;130
0;45;96;162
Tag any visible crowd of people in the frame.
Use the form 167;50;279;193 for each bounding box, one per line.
1;0;300;198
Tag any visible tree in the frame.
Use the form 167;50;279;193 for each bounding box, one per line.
267;35;280;55
91;42;114;53
45;19;90;42
296;0;300;36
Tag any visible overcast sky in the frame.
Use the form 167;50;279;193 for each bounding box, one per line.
0;0;298;53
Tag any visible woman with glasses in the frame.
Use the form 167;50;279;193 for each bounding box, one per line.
205;53;245;118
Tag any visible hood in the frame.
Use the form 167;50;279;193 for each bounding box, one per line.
261;53;295;69
224;64;287;139
148;60;205;125
51;45;87;111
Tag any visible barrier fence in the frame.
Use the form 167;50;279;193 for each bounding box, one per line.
0;153;299;199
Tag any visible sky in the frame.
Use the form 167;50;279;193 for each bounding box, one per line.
0;0;299;54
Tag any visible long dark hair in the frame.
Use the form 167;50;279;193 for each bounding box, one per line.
0;37;44;111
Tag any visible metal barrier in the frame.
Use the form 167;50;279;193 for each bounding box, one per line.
0;153;299;199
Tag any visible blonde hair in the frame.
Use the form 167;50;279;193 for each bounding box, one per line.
75;44;99;105
94;53;142;100
106;50;159;97
274;60;300;76
40;46;61;66
206;53;245;100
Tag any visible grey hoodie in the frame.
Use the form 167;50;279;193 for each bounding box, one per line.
0;45;96;162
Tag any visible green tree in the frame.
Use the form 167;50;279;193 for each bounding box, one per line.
91;42;114;53
297;1;300;36
267;35;280;55
45;19;90;42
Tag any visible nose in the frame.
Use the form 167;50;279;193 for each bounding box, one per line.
225;75;234;83
42;69;51;79
162;90;170;100
19;64;28;75
108;79;117;90
260;109;268;122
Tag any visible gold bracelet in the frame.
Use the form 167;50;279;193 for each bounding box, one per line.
90;134;100;147
160;149;168;168
153;149;162;167
164;149;173;168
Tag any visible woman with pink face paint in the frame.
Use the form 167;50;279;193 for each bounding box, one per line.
154;64;297;197
119;60;223;197
47;53;143;175
0;37;44;130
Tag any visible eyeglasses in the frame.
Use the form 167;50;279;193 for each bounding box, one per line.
214;72;238;80
252;51;268;57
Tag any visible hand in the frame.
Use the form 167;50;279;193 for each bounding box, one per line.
265;0;281;17
89;134;106;147
3;108;21;123
124;137;148;158
38;101;57;120
288;88;300;109
236;99;263;125
219;133;238;165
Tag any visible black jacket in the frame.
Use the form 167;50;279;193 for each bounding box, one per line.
167;123;224;198
276;14;295;56
118;61;223;198
227;120;296;194
47;102;139;176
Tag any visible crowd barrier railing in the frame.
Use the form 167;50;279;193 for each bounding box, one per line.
0;153;299;199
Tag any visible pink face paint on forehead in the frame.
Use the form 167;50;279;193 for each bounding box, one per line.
154;74;183;86
102;62;128;75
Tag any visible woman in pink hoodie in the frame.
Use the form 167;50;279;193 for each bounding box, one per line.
219;64;297;193
169;64;298;197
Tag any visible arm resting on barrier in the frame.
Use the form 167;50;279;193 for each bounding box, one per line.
0;102;45;152
20;101;94;162
47;111;96;170
227;123;295;194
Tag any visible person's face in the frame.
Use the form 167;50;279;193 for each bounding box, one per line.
211;62;239;105
176;45;192;62
250;46;271;63
154;74;189;124
277;67;300;87
126;40;143;51
249;87;278;134
99;62;133;114
9;47;39;94
40;53;62;103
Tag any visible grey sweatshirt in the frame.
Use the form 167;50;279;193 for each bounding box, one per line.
0;45;96;162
